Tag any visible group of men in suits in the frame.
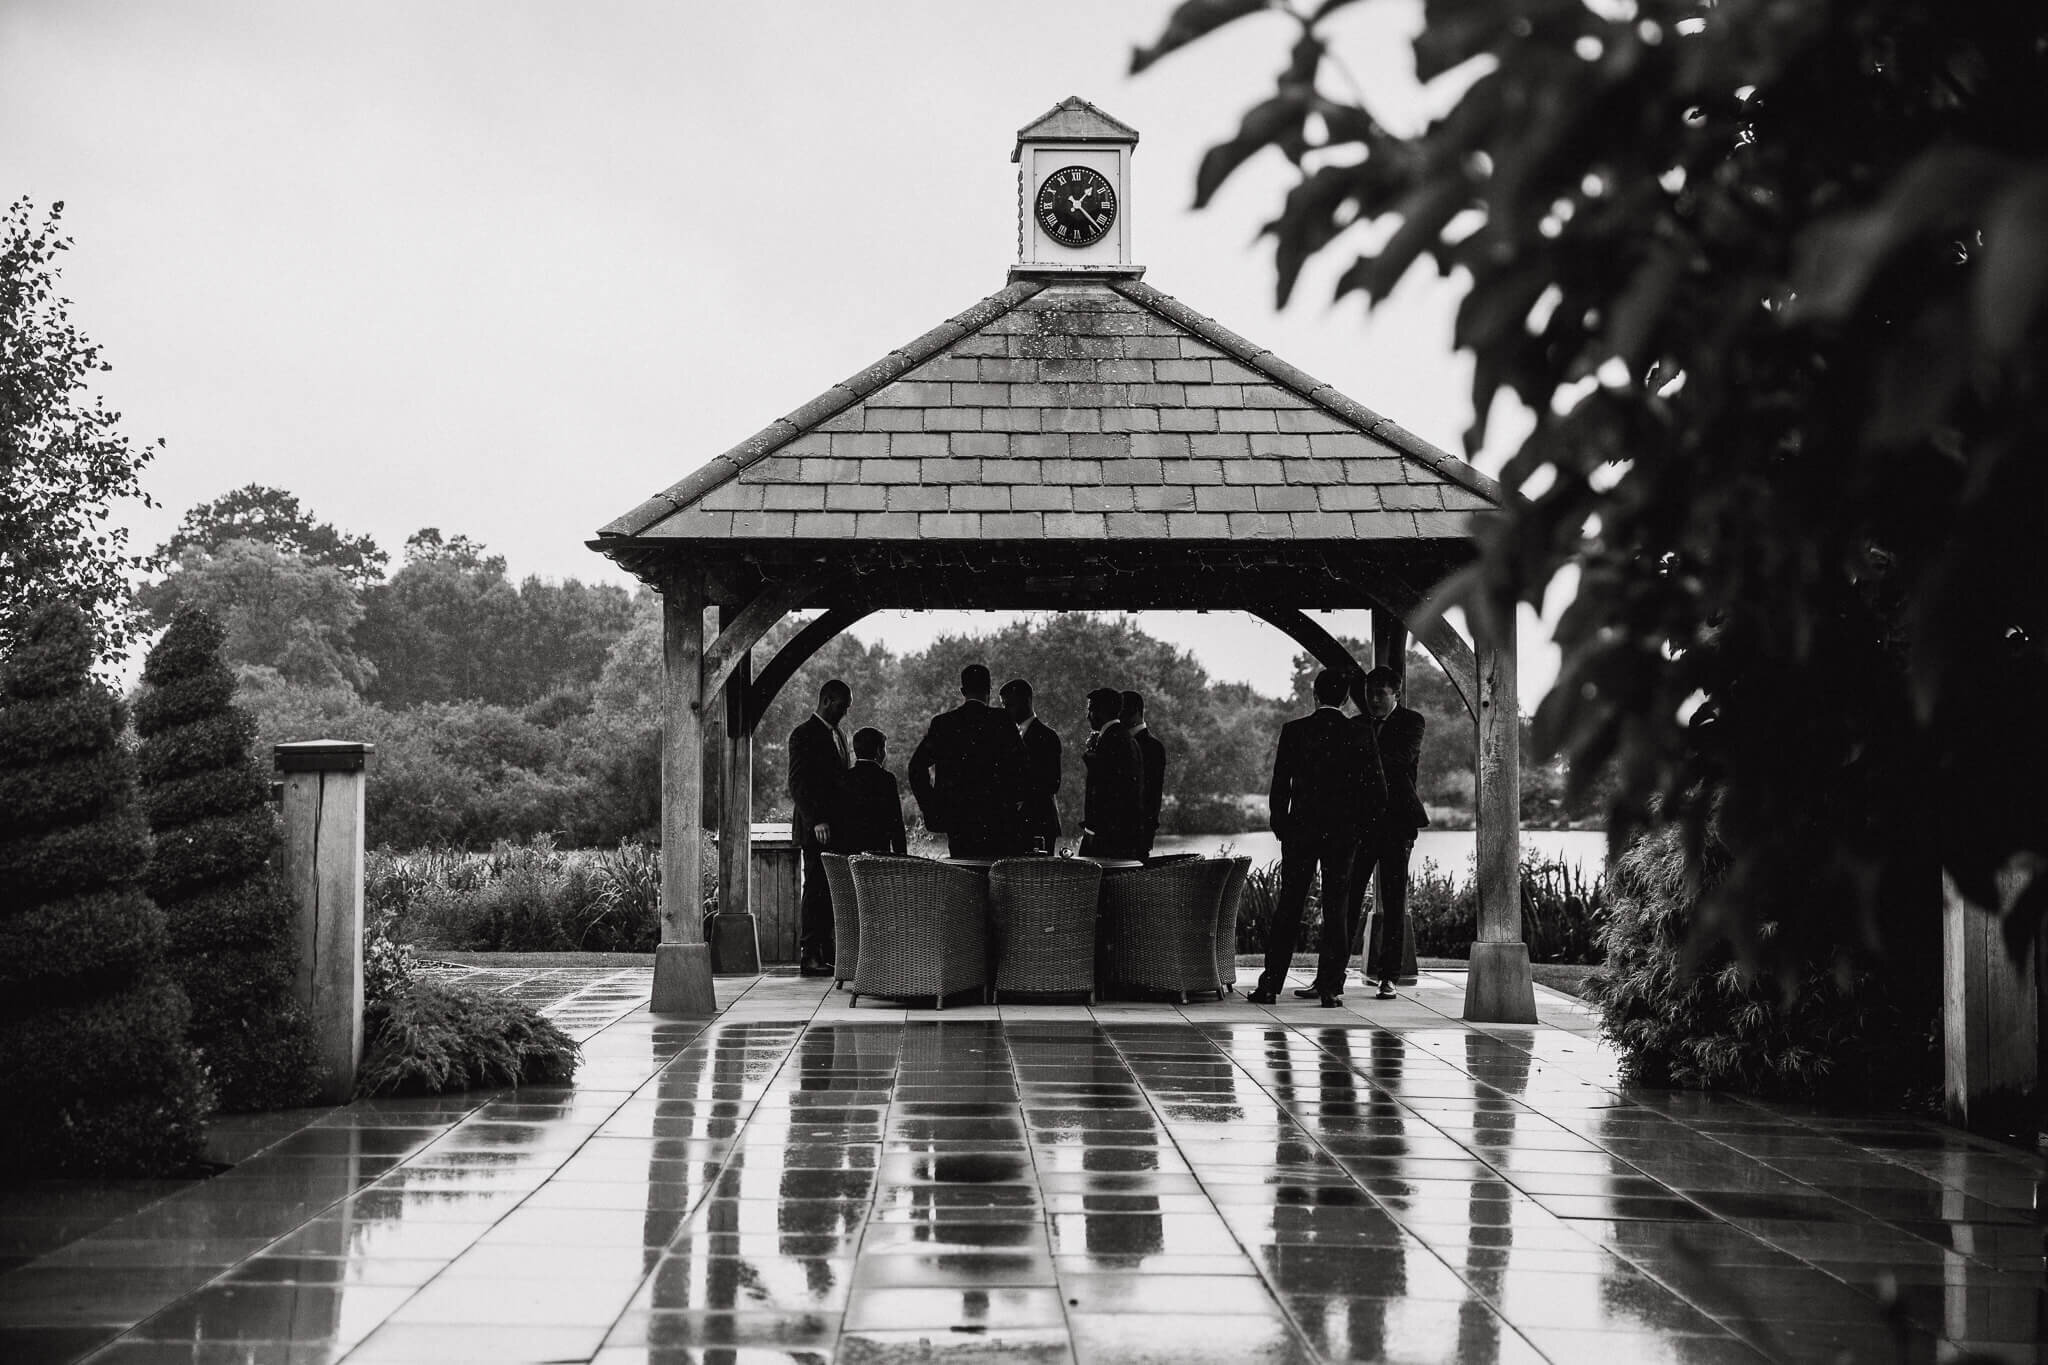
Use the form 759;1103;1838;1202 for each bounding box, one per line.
907;664;1166;862
1249;663;1429;1008
784;664;1170;976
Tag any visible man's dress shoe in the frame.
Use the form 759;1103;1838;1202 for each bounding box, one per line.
1374;982;1397;1000
1245;989;1278;1005
1319;991;1342;1008
1292;985;1326;999
799;957;834;978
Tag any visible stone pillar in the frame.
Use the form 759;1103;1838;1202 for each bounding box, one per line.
274;740;370;1104
1465;613;1536;1024
656;571;718;1016
1943;872;2038;1134
713;644;761;974
1371;607;1419;984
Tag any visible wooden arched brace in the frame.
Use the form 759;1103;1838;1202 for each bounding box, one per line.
1249;599;1477;725
1246;606;1368;686
1361;575;1479;725
700;575;828;704
744;604;876;733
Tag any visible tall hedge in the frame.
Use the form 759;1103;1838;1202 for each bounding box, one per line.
135;607;323;1110
0;602;210;1173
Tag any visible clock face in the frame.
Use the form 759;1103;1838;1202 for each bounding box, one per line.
1035;165;1117;248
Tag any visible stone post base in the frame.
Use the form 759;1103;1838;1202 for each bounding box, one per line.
711;912;762;975
652;943;719;1016
1463;941;1537;1024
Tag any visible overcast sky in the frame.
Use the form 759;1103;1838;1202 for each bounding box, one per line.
3;0;1560;704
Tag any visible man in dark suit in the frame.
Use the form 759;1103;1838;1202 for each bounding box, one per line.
1350;664;1429;1000
1250;668;1373;1007
1080;686;1145;860
788;678;851;976
1120;690;1166;858
837;727;908;855
908;663;1028;857
1000;678;1063;853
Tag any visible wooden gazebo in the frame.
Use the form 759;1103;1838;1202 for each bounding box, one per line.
589;99;1534;1024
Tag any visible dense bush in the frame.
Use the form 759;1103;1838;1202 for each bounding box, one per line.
0;602;211;1174
1409;855;1608;965
369;835;664;952
357;979;578;1096
135;607;325;1111
1585;820;1938;1107
1229;851;1605;965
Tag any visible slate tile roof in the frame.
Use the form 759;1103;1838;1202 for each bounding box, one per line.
597;278;1500;547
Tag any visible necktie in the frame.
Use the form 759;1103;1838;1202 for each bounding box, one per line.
832;725;848;767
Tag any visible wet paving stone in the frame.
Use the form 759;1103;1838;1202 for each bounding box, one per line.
7;972;2046;1363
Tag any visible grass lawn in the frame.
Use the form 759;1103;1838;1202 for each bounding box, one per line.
1529;963;1597;999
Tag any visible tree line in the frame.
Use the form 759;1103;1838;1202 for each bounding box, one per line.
131;486;1601;850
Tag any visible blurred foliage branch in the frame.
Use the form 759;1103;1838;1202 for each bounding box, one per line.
1135;0;2048;966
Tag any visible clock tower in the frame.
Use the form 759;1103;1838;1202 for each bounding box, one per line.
1012;96;1141;278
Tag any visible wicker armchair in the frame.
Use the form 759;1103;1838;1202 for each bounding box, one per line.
1214;856;1252;994
987;857;1102;1002
847;855;990;1008
1099;857;1234;1003
821;853;859;988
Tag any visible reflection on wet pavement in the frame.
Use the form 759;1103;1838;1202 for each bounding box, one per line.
0;966;2041;1364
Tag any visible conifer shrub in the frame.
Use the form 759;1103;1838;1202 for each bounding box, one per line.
134;607;323;1111
1585;816;1938;1106
357;979;579;1097
0;602;210;1174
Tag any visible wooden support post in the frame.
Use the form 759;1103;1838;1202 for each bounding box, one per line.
1943;872;2038;1134
1371;607;1418;985
713;640;761;974
1465;611;1535;1023
274;740;370;1103
655;571;717;1016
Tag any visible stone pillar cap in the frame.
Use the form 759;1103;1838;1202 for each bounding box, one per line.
274;739;374;773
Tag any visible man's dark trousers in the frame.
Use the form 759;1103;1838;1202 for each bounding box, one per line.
1254;828;1357;997
1352;829;1416;984
798;844;834;964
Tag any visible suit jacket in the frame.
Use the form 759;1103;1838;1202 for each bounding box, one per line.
1081;719;1145;857
1131;724;1166;848
908;700;1027;841
836;760;908;855
1268;706;1373;843
787;714;847;853
1360;705;1429;834
1017;717;1063;850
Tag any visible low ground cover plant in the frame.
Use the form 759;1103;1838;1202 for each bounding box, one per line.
357;979;579;1097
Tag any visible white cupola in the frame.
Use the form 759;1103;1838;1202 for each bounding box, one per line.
1011;96;1141;278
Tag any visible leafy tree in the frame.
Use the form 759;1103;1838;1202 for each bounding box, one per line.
357;530;635;709
134;607;323;1110
157;485;387;590
1136;0;2047;964
138;539;372;690
1;199;162;656
0;602;209;1173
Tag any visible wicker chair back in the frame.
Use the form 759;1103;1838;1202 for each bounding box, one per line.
847;855;991;1008
822;853;859;984
1215;855;1252;992
1099;857;1233;1001
988;857;1102;1001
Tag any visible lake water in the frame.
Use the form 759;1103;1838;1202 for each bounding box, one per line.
1151;828;1611;882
